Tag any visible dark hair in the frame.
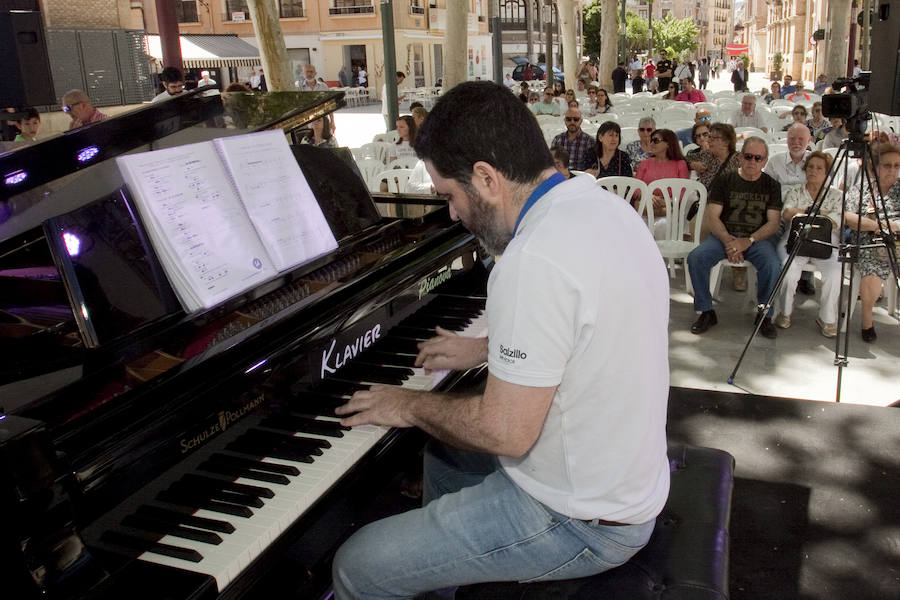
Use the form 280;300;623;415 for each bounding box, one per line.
596;87;613;109
396;114;417;146
415;81;553;186
595;121;622;154
409;101;424;110
651;129;686;162
709;122;737;153
19;107;40;121
160;66;184;84
550;146;570;165
691;122;710;144
225;82;250;92
396;71;406;79
317;116;333;141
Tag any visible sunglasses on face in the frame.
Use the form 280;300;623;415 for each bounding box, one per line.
651;137;664;144
696;131;710;138
62;101;82;112
743;152;765;162
698;116;711;122
565;116;581;122
639;127;654;132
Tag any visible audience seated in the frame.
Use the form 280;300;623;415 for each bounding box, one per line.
62;89;108;129
730;94;768;133
530;87;561;116
662;81;680;100
389;115;417;162
587;121;633;178
550;146;572;178
806;102;831;142
775;151;843;337
823;117;848;149
676;108;712;147
763;81;782;104
624;116;656;168
687;137;783;338
12;107;40;142
675;78;706;103
843;143;900;343
635;129;689;239
550;107;596;172
780;104;808;131
685;122;719;189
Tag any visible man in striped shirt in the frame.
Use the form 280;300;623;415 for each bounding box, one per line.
551;107;596;172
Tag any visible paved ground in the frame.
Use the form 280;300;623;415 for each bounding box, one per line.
332;73;900;408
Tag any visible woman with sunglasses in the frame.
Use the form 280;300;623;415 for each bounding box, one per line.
635;129;689;238
685;123;719;188
780;104;808;131
624;117;656;168
587;121;632;178
775;152;844;337
662;82;679;100
843;143;900;342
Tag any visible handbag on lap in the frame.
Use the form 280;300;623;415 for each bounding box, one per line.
786;215;833;259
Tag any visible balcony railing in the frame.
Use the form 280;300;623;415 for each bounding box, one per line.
329;4;374;15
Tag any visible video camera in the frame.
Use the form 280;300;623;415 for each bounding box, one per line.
822;73;871;136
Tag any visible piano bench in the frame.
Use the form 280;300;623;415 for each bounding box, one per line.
456;443;735;600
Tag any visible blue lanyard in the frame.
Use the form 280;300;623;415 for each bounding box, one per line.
513;172;566;236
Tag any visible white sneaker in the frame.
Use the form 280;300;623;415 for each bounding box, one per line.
774;314;791;329
816;318;837;338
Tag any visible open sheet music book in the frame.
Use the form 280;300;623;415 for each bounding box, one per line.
116;130;338;312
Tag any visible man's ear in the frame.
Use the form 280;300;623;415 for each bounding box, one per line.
470;161;503;201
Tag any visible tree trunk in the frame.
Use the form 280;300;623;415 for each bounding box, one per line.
598;0;617;89
558;0;577;91
824;0;852;80
246;0;293;91
444;1;468;89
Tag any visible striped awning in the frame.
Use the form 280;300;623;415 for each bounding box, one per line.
725;44;749;57
147;34;260;68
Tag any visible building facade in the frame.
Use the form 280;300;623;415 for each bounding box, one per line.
136;0;492;93
495;0;584;74
625;0;733;61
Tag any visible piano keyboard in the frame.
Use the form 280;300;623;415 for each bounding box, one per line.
84;294;487;592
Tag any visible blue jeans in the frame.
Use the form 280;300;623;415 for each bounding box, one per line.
687;235;781;316
331;443;656;599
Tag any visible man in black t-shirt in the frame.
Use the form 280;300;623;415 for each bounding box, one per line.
656;51;673;93
686;137;783;338
611;62;628;93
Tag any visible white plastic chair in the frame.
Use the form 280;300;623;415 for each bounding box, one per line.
619;127;640;145
710;260;759;312
595;176;653;230
359;141;389;164
389;155;419;170
646;178;708;290
683;143;699;154
377;168;412;193
735;126;768;140
769;143;789;155
357;158;386;192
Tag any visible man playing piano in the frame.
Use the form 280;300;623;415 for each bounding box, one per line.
333;82;671;598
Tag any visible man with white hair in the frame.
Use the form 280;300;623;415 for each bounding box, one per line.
730;95;768;133
764;122;817;297
298;64;329;91
198;70;216;87
61;89;107;129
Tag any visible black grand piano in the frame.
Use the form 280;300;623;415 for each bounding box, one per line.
0;89;491;599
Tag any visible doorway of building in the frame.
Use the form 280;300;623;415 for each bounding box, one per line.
343;44;367;87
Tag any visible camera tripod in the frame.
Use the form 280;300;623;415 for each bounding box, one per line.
728;126;900;403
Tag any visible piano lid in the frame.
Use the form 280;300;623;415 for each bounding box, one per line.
0;89;345;243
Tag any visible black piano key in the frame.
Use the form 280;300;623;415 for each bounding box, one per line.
225;435;318;463
207;453;300;476
241;428;330;452
166;481;265;508
314;380;370;396
121;514;223;545
261;414;350;438
156;489;255;517
286;394;343;417
198;460;292;485
180;473;275;499
101;530;203;563
135;505;235;534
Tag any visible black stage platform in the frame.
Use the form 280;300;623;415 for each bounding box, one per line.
667;387;900;600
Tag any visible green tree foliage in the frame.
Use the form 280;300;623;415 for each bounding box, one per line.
625;11;649;56
582;0;603;58
651;14;699;60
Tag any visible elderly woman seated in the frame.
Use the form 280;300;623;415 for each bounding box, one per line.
774;151;844;337
844;143;900;343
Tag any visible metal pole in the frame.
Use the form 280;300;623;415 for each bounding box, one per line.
381;1;398;131
620;0;627;64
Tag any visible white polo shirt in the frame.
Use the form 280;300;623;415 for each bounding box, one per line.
489;175;671;524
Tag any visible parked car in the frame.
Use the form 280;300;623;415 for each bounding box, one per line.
510;57;564;83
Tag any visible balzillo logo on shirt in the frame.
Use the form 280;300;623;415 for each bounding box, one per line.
498;344;527;363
